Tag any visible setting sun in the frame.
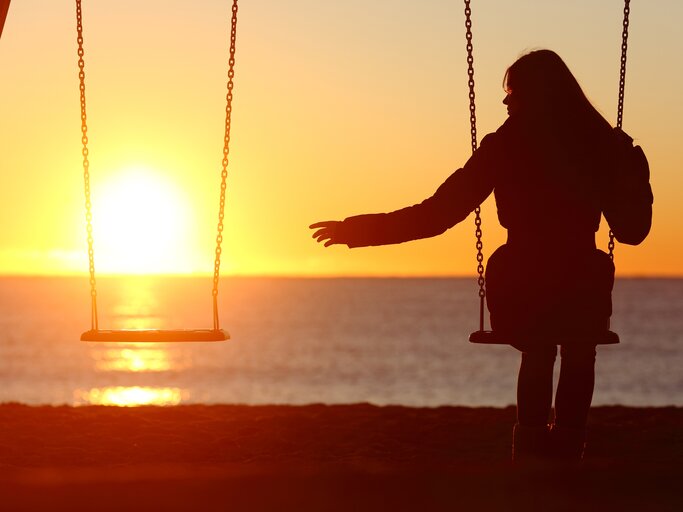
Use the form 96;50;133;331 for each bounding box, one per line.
91;167;194;274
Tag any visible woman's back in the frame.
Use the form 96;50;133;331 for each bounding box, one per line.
491;112;609;252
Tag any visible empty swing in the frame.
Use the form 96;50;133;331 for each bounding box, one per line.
464;0;633;346
78;0;240;343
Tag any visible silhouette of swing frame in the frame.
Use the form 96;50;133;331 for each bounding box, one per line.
463;0;632;346
0;1;11;40
77;0;239;343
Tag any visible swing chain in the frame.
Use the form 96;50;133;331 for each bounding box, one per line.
616;0;630;131
76;0;98;330
464;1;477;155
609;0;631;261
212;0;239;330
464;0;485;330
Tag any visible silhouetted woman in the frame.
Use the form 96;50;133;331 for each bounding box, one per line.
310;50;653;463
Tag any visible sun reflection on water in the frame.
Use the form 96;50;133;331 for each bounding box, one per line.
111;277;163;330
89;278;193;373
92;345;187;372
75;386;187;406
80;278;194;406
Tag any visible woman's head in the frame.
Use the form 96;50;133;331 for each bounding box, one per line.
503;49;609;132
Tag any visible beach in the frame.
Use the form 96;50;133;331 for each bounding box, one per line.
0;404;680;511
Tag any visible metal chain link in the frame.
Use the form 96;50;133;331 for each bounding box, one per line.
76;0;98;330
609;0;631;261
212;0;239;330
616;0;630;131
464;0;485;331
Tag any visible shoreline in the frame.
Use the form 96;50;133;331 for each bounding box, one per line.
0;404;681;510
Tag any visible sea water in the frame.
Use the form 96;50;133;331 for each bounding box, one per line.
0;277;680;406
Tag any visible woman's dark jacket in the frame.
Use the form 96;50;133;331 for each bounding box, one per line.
337;113;653;338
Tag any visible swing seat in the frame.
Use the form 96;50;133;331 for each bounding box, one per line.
81;328;229;343
75;0;239;346
469;329;619;345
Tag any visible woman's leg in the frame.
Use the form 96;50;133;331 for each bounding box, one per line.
511;344;557;463
551;344;597;461
555;344;597;428
516;344;557;426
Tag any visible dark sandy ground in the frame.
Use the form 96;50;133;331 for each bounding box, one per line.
0;404;680;511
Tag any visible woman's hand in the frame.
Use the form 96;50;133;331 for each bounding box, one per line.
310;221;344;247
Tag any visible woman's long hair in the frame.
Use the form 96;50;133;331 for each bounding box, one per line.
504;50;612;139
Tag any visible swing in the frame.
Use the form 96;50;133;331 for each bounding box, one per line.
464;0;632;346
77;0;240;343
0;1;10;40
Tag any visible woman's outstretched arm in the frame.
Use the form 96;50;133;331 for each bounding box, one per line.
310;133;501;248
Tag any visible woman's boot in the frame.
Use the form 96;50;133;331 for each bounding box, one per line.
549;424;586;464
512;423;551;466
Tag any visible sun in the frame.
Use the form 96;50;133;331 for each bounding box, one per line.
92;166;195;274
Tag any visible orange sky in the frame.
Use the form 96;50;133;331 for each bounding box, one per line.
0;0;681;276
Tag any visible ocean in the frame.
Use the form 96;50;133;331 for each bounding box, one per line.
0;277;680;407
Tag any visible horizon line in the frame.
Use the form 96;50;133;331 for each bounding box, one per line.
0;272;681;280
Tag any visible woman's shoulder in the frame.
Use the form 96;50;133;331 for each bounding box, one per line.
477;116;524;152
488;114;532;142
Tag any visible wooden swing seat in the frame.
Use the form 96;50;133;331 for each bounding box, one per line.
81;329;229;343
469;330;619;345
